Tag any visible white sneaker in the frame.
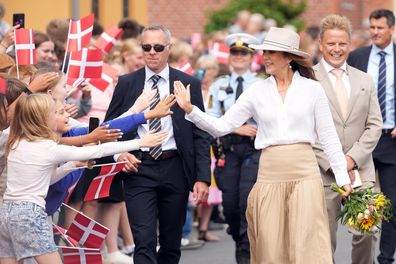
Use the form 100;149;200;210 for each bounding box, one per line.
102;251;133;264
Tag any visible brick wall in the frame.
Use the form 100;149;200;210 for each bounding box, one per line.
147;0;228;38
302;0;393;29
147;0;394;38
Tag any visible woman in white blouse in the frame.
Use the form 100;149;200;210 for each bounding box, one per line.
174;27;352;264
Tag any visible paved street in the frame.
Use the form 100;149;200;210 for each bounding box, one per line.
180;224;392;264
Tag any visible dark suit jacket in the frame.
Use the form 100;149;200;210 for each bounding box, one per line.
105;67;211;189
348;45;396;164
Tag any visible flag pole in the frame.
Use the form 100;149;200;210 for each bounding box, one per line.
61;202;110;230
64;161;128;171
14;28;20;79
62;19;72;73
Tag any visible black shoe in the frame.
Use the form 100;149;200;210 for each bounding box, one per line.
236;247;250;264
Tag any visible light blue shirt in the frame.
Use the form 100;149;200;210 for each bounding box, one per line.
206;70;260;120
367;43;395;128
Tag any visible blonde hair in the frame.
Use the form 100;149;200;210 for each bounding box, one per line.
6;94;57;156
319;14;352;40
168;40;193;64
120;39;142;63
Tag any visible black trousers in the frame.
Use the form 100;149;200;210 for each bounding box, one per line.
375;134;396;264
214;143;260;250
124;155;189;264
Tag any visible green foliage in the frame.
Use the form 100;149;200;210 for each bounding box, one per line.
205;0;307;34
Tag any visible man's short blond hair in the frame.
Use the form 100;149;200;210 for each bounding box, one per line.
319;14;352;40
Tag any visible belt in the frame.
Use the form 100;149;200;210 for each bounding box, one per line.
382;128;394;135
132;150;178;161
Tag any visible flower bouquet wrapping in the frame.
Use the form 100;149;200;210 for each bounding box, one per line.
330;183;393;235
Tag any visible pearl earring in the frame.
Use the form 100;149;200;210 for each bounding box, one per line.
288;64;292;69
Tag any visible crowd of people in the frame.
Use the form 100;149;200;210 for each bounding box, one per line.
0;1;395;264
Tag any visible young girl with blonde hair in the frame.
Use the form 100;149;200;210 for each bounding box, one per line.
0;94;167;264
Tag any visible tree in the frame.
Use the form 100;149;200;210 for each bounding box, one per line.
205;0;307;34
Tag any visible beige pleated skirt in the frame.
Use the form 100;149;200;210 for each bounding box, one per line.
246;143;332;264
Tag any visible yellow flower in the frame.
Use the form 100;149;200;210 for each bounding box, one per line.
360;217;375;230
376;195;385;209
347;218;356;227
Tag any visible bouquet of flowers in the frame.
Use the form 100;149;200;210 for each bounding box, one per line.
330;183;393;235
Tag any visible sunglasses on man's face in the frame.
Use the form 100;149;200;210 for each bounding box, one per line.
230;49;250;56
141;44;169;52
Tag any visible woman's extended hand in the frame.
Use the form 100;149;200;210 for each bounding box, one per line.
145;94;176;119
89;125;123;143
130;90;156;113
138;130;168;148
173;81;193;113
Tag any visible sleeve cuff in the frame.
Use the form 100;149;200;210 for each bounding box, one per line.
335;172;351;187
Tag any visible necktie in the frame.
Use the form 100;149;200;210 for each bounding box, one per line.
378;51;387;122
235;76;244;101
331;68;348;118
148;75;162;159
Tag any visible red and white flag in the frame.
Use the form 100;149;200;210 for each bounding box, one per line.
94;25;123;53
178;59;194;76
0;77;6;95
66;211;109;248
14;29;36;65
67;48;103;86
88;63;118;92
208;40;229;64
53;224;79;247
60;246;102;264
84;163;125;201
67;14;94;52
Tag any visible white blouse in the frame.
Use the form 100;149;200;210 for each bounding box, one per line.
186;72;350;187
4;139;140;208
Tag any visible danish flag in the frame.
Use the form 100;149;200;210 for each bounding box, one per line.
67;48;103;87
67;14;94;52
53;224;79;247
60;247;102;264
14;29;36;65
0;77;6;95
178;59;194;76
66;211;109;248
88;63;118;92
94;25;124;53
208;40;229;64
84;162;125;201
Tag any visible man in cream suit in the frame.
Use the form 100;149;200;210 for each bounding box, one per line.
313;15;383;264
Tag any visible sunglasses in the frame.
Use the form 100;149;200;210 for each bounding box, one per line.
230;49;250;56
141;44;169;52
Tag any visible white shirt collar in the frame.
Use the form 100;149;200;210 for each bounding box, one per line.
372;42;393;57
321;58;348;75
145;65;170;83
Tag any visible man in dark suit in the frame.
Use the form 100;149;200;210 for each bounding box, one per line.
105;24;211;264
348;9;396;264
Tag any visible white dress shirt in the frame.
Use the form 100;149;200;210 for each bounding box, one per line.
136;65;177;151
186;71;350;187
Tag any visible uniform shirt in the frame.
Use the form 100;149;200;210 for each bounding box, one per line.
186;71;350;187
136;65;177;151
206;71;260;117
367;42;395;128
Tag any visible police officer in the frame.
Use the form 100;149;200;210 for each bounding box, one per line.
206;33;261;264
